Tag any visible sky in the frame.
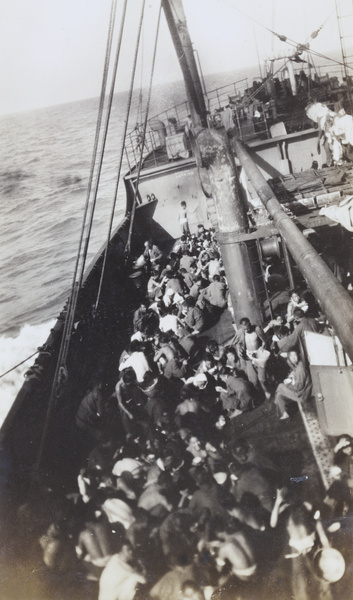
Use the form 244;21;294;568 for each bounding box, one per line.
0;0;348;115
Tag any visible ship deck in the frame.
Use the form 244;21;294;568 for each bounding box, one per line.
0;195;350;600
198;308;329;502
1;143;353;598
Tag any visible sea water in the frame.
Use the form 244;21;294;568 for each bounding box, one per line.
0;68;258;424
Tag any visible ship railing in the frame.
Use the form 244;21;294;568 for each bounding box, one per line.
304;63;346;85
205;78;249;113
124;79;272;170
268;59;347;92
125;100;192;170
290;63;347;93
124;109;272;171
208;98;273;142
126;68;341;171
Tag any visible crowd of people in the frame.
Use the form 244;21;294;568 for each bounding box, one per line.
17;223;353;600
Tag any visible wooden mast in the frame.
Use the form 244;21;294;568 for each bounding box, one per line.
162;0;265;325
161;0;207;129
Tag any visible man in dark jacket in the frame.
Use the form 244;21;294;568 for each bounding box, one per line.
274;350;312;419
181;296;205;335
202;274;228;310
133;301;149;332
276;308;319;357
218;367;259;416
76;383;107;447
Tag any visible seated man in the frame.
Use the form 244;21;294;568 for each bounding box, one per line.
39;521;77;573
132;300;149;332
206;339;225;363
201;274;228;313
143;240;163;271
76;382;108;447
181;296;205;336
159;510;196;565
276;308;319;357
180;266;197;290
157;353;189;380
137;471;173;516
229;462;276;515
159;305;182;335
196;352;219;377
164;271;187;296
274;350;312;420
147;268;162;301
208;251;222;280
118;341;150;383
218;366;259;417
180;250;197;273
189;276;204;300
286;290;308;326
189;468;228;523
208;529;258;583
76;510;121;580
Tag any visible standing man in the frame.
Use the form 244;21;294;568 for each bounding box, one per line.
233;317;270;398
274;350;312;419
178;201;191;236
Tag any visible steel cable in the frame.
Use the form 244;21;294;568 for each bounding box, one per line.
33;0;118;481
94;0;148;311
0;351;39;380
125;2;162;257
79;0;129;284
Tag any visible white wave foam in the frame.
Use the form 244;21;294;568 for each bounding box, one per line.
0;320;55;427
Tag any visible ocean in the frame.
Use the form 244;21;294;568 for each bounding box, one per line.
0;67;260;424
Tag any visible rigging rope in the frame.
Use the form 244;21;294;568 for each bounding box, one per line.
79;0;129;283
224;0;335;52
55;0;117;377
65;0;117;330
0;351;39;380
33;0;118;482
136;25;145;130
222;0;352;74
280;41;353;74
125;2;162;257
94;0;148;312
238;54;299;108
236;8;345;110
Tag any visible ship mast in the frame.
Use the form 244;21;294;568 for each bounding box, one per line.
162;0;353;356
162;0;265;326
335;0;353;113
161;0;207;129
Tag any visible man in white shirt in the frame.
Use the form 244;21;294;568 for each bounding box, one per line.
119;341;150;383
99;543;146;600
